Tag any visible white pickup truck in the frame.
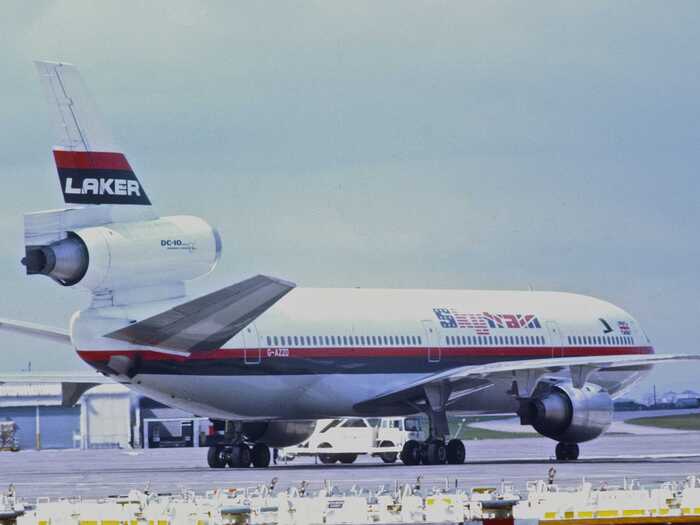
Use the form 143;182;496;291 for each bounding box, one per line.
280;417;425;464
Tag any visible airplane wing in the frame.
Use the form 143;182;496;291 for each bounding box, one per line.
0;318;71;345
0;372;114;407
354;353;700;411
105;274;296;353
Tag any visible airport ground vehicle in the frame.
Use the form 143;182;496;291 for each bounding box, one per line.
281;417;425;464
0;61;697;469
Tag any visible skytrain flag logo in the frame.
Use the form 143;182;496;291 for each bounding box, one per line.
618;321;631;335
433;308;541;335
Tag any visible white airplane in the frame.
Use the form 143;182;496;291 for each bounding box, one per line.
1;61;697;469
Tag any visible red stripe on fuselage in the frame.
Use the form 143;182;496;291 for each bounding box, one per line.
77;345;654;364
53;150;132;171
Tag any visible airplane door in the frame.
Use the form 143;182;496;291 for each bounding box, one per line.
545;320;563;358
243;324;261;365
421;320;441;363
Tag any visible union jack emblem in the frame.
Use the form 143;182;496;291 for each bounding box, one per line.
618;321;631;335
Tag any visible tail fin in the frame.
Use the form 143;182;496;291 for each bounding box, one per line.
34;61;151;206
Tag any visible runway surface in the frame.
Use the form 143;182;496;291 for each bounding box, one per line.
467;408;700;435
1;433;699;499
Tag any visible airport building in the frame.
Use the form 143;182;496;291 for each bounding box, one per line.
0;383;201;450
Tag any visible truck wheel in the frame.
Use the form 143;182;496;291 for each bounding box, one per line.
379;441;398;463
338;454;357;464
318;442;337;464
319;454;337;464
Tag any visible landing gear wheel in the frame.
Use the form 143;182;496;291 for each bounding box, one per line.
422;440;447;465
207;446;227;468
379;441;398;464
227;444;251;468
400;440;421;466
251;443;271;468
446;439;466;464
338;454;357;464
555;442;579;461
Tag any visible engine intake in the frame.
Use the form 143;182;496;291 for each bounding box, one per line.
519;382;612;443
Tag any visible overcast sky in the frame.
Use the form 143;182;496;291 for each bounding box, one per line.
0;2;698;397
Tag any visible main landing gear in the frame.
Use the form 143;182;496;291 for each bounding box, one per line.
207;443;272;468
555;442;579;461
400;437;465;465
207;421;272;469
400;383;466;466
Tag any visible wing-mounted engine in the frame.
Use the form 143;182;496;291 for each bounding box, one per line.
22;207;221;305
517;380;612;443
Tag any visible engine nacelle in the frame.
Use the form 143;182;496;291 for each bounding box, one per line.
519;382;612;443
23;215;221;291
241;421;316;448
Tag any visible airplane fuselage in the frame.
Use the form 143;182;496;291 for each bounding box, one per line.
72;287;653;420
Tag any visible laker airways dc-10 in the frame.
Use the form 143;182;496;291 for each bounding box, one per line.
1;61;697;468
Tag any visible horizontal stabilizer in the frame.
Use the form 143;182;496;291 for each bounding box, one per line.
0;318;71;345
105;274;296;353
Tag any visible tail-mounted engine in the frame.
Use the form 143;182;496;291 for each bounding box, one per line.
22;207;221;298
518;381;612;443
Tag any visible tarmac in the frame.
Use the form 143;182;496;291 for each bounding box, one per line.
467;408;700;435
1;433;699;500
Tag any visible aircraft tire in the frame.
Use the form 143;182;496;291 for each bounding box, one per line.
400;440;421;466
555;442;579;461
251;443;271;468
227;444;251;468
446;439;466;464
207;446;227;468
422;440;447;465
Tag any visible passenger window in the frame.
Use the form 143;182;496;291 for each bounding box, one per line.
400;336;406;345
417;336;422;345
273;336;279;346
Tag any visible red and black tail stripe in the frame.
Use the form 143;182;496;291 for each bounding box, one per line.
54;150;151;205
